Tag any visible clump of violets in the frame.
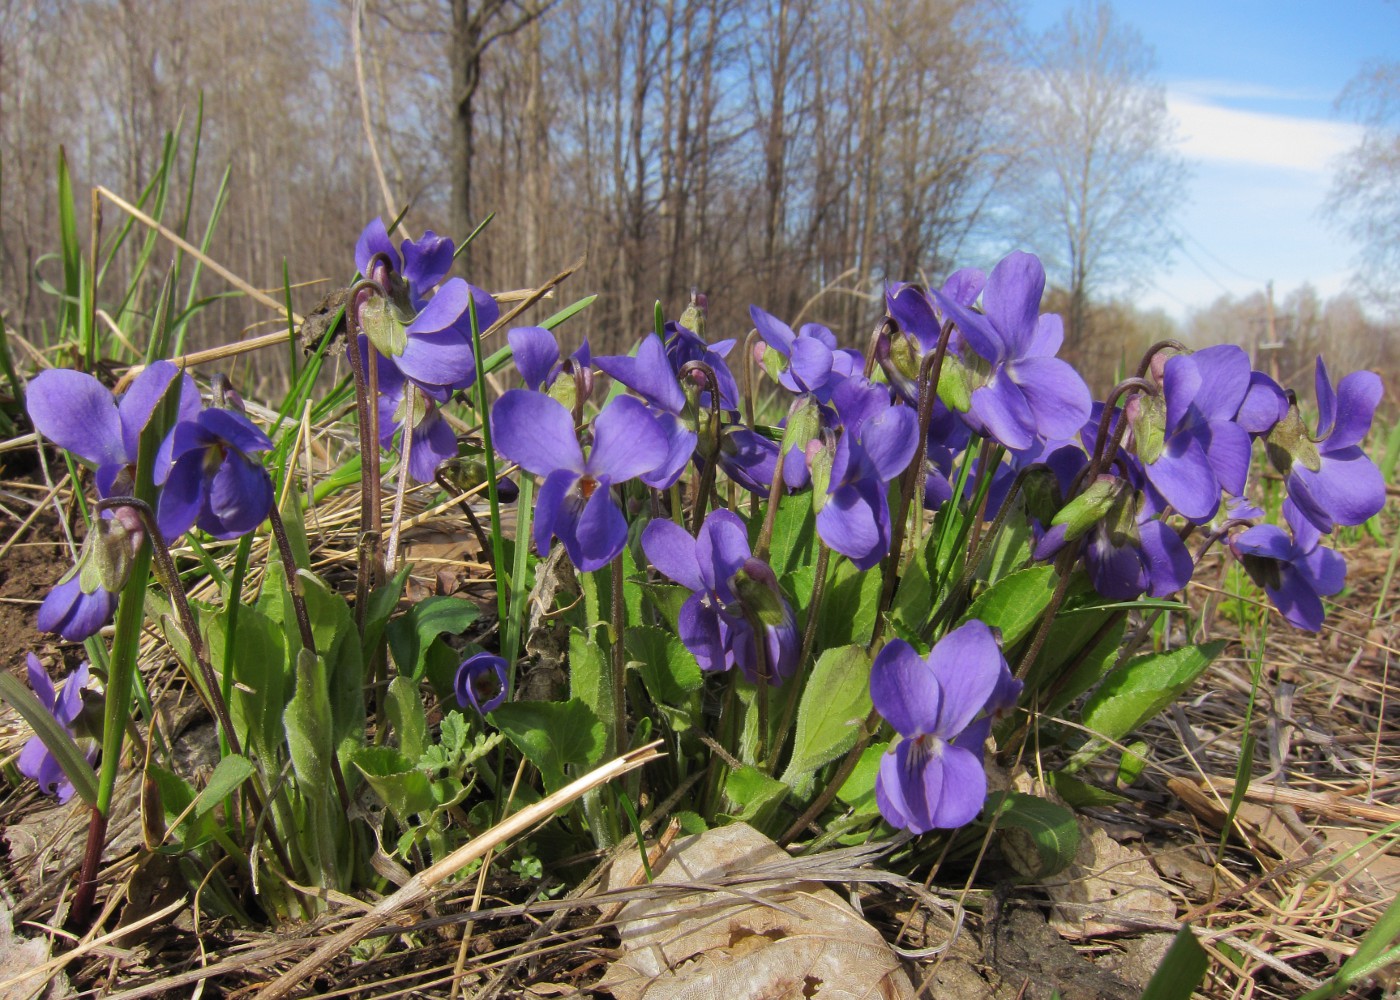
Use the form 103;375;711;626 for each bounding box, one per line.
18;654;98;803
641;511;798;685
871;621;1019;832
456;653;508;715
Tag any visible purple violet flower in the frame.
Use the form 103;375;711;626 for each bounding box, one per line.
37;508;144;641
749;306;861;403
641;511;798;685
871;620;1015;832
26;361;198;497
931;251;1092;452
353;218;498;401
17;655;97;803
456;653;508;714
663;319;740;412
491;390;668;571
375;363;458;484
1229;501;1346;631
156;407;275;541
882;270;985;405
1131;344;1255;523
1265;358;1385;534
814;378;920;570
508;326;592;395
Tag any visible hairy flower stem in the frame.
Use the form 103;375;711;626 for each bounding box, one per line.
345;278;388;632
679;361;722;536
267;504;316;655
610;552;628;760
767;542;830;771
746;609;772;768
753;445;788;562
1072;376;1155;501
741;329;762;521
873;326;953;647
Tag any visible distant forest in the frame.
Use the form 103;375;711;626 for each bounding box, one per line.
2;0;1395;395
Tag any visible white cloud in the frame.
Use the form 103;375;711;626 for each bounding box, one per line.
1167;93;1364;173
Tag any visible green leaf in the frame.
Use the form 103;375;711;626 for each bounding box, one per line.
386;676;426;762
642;583;690;634
204;602;288;760
1044;771;1129;808
1139;926;1209;1000
386;596;481;681
766;491;814;578
990;791;1081;879
626;625;703;706
835;742;889;817
1081;642;1226;745
1040;615;1126;717
724;765;788;829
957;565;1058;648
569;627;612;765
1117;740;1150;788
781;645;872;792
0;670;97;806
297;570;364;752
352;745;436;824
491;699;604;794
361;565;411;667
189;754;255;821
284;648;338;887
814;557;881;650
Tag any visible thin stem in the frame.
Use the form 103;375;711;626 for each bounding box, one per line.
741;329;761;521
679;360;721;535
610;552;628;760
435;469;495;570
752;442;788;562
267;504;316;655
746;611;772;768
778;706;881;848
873;327;952;647
97;499;240;754
344;296;381;633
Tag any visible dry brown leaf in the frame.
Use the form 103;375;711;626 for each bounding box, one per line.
0;895;71;1000
598;823;913;1000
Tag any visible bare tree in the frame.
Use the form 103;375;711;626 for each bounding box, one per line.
1001;2;1188;352
1327;58;1400;316
449;0;552;264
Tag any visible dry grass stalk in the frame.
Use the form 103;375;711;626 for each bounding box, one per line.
253;743;663;1000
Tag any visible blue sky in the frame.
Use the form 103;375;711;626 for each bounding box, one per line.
1021;0;1398;320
